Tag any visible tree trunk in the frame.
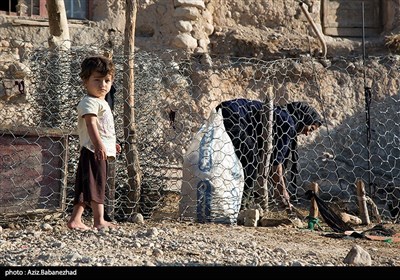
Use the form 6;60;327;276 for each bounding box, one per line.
46;0;70;51
123;0;142;216
42;0;71;128
356;179;371;225
255;87;274;211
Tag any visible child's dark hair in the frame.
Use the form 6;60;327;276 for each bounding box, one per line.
79;55;115;81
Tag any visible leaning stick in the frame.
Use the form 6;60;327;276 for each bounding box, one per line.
356;179;370;225
309;182;319;219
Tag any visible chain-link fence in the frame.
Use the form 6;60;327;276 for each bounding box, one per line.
1;38;399;225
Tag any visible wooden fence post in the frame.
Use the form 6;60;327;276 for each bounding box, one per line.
308;182;319;230
356;179;370;225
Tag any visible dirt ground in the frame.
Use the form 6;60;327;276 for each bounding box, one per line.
1;192;399;270
148;192;400;267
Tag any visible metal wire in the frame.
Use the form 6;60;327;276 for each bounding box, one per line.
0;38;399;224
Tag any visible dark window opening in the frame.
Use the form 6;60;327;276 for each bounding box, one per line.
64;0;88;20
0;0;90;20
322;0;383;37
0;0;18;14
0;0;47;17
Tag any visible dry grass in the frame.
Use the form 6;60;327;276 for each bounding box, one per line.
385;33;400;53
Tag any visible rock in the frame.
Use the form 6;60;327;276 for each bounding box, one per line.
128;213;145;224
343;245;372;266
340;212;362;225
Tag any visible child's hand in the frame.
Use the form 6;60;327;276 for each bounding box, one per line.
116;143;122;154
94;148;107;160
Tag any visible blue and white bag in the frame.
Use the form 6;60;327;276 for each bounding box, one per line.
179;108;244;224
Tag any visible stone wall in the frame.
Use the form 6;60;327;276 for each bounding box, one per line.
1;1;399;60
1;0;399;129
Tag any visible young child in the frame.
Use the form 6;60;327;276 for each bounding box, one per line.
67;55;121;230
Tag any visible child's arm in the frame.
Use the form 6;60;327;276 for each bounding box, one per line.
84;114;107;160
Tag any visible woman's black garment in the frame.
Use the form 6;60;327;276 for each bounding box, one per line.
216;99;296;209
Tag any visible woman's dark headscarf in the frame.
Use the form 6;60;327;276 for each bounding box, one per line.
285;102;323;133
282;102;323;188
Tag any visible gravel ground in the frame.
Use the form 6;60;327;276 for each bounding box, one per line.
1;212;399;272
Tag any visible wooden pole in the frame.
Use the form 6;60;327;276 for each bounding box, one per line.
309;182;319;218
44;0;71;128
46;0;70;50
255;87;274;211
105;160;116;220
123;0;142;216
356;179;370;225
308;182;319;229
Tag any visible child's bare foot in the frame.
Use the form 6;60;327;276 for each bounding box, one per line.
94;221;117;230
67;221;90;231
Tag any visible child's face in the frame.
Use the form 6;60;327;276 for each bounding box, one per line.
84;71;113;99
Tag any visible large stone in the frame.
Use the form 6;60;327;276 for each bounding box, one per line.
174;7;200;21
174;0;205;10
171;33;198;50
343;245;372;266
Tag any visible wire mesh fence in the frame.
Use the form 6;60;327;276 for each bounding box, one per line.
0;38;399;225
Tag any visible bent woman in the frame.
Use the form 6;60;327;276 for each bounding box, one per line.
216;98;323;213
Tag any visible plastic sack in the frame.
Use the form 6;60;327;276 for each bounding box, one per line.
179;108;244;224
